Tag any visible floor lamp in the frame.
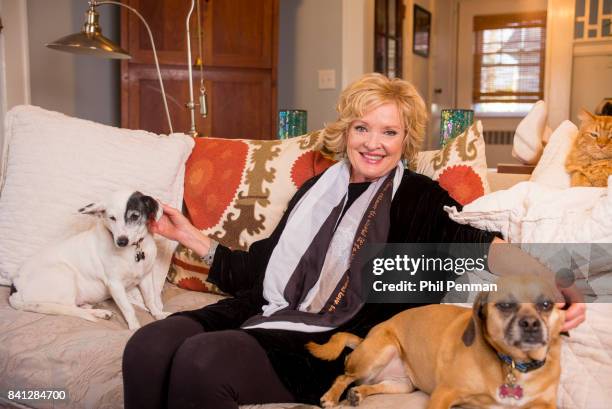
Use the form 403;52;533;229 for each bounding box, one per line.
47;0;208;137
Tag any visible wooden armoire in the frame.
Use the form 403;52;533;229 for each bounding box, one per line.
120;0;278;139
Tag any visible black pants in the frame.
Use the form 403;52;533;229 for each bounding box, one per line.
122;314;295;409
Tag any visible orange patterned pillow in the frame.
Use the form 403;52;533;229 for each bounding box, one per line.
412;121;490;205
168;131;335;292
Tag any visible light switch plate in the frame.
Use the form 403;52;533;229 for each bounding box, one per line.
318;69;336;90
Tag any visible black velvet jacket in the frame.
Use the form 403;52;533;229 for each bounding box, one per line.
179;170;498;404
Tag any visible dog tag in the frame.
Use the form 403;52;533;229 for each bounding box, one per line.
499;383;523;400
135;240;145;262
499;369;523;400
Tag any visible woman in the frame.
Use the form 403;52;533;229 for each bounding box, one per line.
123;73;585;409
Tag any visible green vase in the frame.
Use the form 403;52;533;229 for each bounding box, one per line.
278;110;307;139
440;109;474;146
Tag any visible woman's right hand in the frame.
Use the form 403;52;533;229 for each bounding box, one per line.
148;203;211;256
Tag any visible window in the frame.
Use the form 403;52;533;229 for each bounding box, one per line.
374;0;404;78
473;12;547;113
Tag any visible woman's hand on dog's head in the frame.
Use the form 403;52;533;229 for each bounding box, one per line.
147;203;190;242
147;203;212;257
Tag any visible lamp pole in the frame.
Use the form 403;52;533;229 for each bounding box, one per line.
185;0;197;137
185;0;208;137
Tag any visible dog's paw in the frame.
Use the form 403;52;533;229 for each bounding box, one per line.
90;309;113;320
347;388;363;406
320;394;338;408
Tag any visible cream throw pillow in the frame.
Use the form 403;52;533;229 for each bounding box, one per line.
0;105;194;306
512;100;547;165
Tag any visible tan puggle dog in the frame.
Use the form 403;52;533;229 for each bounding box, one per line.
307;276;565;408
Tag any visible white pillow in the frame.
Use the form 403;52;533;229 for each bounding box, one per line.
530;120;578;189
444;178;611;243
512;100;547;165
0;105;194;306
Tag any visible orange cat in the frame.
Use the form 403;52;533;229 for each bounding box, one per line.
565;110;612;187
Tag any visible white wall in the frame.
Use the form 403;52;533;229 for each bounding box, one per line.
26;0;119;126
429;0;456;148
27;0;76;116
404;0;433;106
341;0;374;89
571;51;612;123
279;0;377;132
278;0;343;131
1;0;30;109
0;0;31;159
544;0;574;129
402;0;435;148
72;0;120;126
570;42;612;124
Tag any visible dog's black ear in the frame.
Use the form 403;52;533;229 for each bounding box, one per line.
462;291;488;347
78;202;106;217
141;195;161;220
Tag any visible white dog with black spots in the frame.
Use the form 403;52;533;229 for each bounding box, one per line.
9;190;170;329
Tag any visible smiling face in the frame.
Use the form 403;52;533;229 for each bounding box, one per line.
346;103;405;183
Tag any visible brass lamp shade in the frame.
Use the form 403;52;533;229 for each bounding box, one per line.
47;32;131;59
46;5;131;60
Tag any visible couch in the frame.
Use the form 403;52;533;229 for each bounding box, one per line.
0;106;610;409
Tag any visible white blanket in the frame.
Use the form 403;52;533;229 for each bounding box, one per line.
444;178;612;243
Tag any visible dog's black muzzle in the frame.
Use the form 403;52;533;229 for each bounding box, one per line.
519;315;544;343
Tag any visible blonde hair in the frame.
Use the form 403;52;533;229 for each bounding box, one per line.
323;73;428;163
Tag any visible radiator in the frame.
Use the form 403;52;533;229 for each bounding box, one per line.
483;130;514;145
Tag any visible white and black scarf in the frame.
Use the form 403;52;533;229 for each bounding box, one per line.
242;160;404;332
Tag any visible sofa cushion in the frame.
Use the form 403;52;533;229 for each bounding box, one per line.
0;283;223;408
1;283;611;409
0;282;431;409
0;105;194;306
168;131;335;292
413;121;490;205
487;169;531;192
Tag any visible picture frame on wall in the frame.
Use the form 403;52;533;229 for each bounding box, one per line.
413;4;431;58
